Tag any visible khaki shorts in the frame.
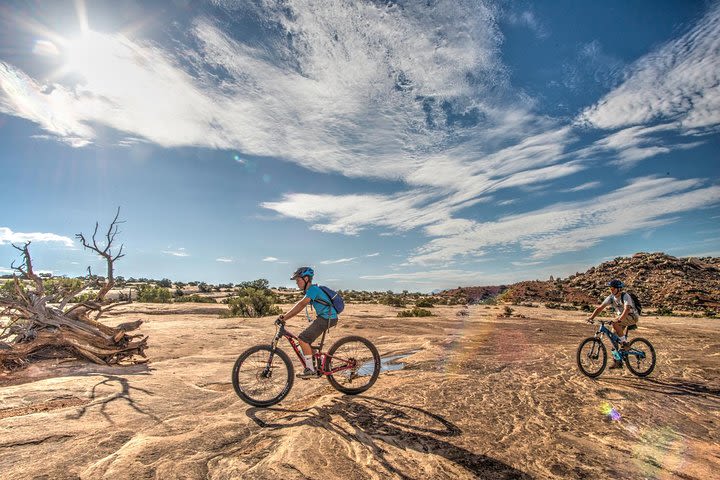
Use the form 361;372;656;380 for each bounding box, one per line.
614;314;638;330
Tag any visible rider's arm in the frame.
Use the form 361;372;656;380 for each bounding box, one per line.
588;304;606;320
279;296;311;320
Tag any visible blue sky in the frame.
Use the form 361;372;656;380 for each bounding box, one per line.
1;0;719;292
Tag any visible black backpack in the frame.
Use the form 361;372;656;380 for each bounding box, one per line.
624;292;642;315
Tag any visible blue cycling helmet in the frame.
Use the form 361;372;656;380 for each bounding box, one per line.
291;266;314;280
607;279;624;289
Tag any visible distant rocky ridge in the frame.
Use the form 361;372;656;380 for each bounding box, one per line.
443;252;720;313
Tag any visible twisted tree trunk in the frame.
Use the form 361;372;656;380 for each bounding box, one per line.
0;209;148;371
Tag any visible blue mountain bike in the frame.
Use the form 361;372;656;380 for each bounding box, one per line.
577;319;656;378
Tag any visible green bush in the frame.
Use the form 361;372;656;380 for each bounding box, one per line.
415;298;435;308
447;296;467;305
654;306;674;316
136;284;172;303
71;292;96;303
175;294;217;304
502;306;514;317
380;295;406;308
225;282;281;318
397;307;433;317
0;279;25;299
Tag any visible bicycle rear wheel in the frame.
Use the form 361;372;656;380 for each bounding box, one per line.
577;337;607;378
326;336;380;395
624;337;656;377
232;345;294;407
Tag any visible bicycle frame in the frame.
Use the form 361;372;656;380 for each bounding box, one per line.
594;321;646;360
266;319;358;376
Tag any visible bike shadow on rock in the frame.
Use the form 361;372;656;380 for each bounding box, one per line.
246;396;531;479
597;376;720;399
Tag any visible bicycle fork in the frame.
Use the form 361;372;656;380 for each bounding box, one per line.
263;335;281;378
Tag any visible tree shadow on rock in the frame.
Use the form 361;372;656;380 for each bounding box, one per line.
247;396;531;479
65;372;160;425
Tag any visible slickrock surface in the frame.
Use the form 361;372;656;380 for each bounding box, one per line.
1;303;718;479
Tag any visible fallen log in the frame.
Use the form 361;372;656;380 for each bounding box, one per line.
0;209;149;371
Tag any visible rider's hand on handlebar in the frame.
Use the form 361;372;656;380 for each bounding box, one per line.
277;314;285;322
586;317;595;324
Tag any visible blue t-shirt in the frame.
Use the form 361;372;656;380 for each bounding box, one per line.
305;285;338;320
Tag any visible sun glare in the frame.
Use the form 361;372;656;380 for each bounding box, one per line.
65;31;107;78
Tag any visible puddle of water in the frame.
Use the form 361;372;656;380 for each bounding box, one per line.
357;351;416;376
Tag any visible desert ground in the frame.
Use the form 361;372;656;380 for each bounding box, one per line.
1;303;718;479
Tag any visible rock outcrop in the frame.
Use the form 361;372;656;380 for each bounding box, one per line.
446;252;720;312
565;252;720;312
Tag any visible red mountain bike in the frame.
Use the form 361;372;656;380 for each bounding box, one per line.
232;318;381;407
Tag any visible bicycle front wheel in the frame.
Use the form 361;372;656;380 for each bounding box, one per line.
577;337;607;378
232;345;294;407
625;337;656;377
326;336;380;395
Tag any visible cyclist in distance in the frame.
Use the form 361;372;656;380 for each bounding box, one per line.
587;279;640;369
277;267;338;379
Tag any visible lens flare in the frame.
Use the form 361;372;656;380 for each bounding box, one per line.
600;402;622;421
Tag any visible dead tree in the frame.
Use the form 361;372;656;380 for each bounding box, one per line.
0;208;147;370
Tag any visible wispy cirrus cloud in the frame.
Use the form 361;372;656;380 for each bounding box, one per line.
216;257;233;263
504;9;548;39
408;177;720;264
1;1;719;273
562;181;601;193
578;3;720;133
0;227;74;247
162;248;189;257
320;257;356;265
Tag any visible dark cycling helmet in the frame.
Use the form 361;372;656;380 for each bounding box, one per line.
291;266;314;280
607;279;624;289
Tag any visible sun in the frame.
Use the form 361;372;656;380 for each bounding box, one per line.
63;31;117;81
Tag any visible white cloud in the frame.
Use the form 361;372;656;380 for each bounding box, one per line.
0;227;74;247
505;10;548;38
407;177;720;264
320;257;356;265
262;257;279;262
216;257;233;263
361;269;486;283
562;181;601;193
1;1;717;271
578;4;720;133
365;252;380;257
162;249;189;257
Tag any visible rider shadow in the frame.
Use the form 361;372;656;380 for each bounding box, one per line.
247;396;531;479
599;377;720;399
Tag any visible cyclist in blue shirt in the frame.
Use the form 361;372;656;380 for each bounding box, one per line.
277;267;338;378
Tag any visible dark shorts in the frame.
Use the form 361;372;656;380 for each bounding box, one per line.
299;316;338;344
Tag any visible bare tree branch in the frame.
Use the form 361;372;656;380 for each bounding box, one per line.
76;207;125;301
1;210;146;371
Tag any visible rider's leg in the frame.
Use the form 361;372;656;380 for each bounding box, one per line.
298;339;313;356
298;318;327;373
